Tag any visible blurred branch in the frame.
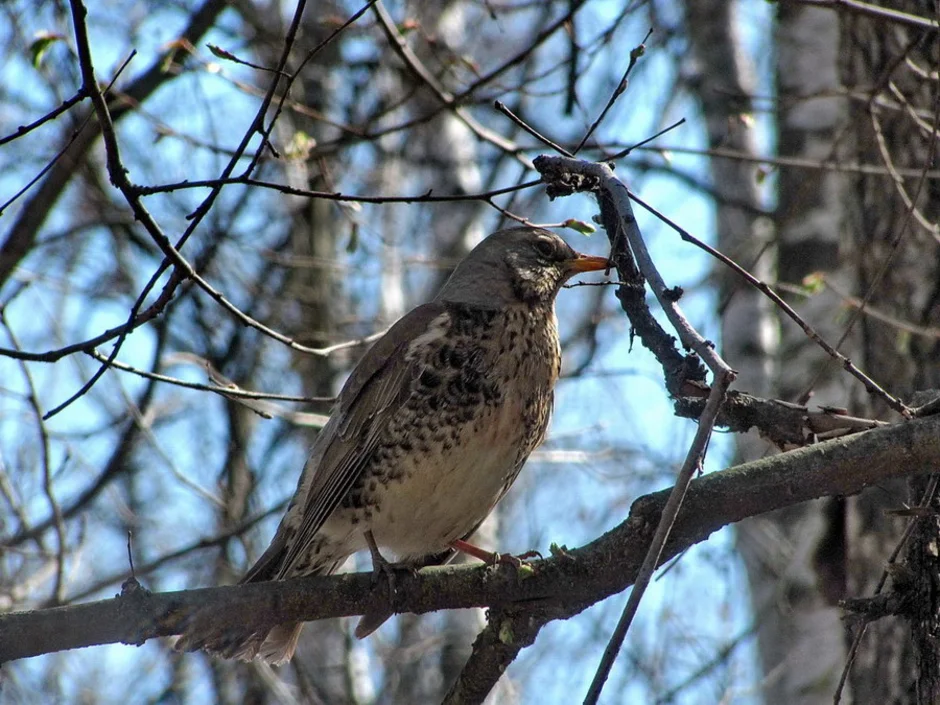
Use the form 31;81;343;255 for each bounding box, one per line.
136;176;541;203
0;88;87;147
3;413;939;673
791;0;940;31
1;378;159;548
373;1;529;166
0;312;65;603
455;0;589;103
0;0;228;288
48;503;288;607
443;603;552;705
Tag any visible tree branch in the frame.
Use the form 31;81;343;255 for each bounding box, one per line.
3;413;938;666
0;0;228;288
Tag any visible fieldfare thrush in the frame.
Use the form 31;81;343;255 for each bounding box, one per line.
175;226;609;664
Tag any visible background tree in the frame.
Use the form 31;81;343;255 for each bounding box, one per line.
684;2;940;703
2;1;938;704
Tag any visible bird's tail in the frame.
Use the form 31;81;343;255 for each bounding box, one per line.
174;620;302;665
174;534;342;664
220;622;304;665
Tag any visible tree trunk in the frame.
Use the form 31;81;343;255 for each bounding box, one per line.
838;4;940;700
685;2;850;702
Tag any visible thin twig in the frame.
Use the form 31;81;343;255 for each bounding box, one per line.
585;375;732;704
627;191;912;417
833;475;940;702
608;118;687;160
372;1;529;167
573;29;651;155
532;155;737;705
494;100;573;157
0;62;128;218
135;175;541;203
0;88;87;147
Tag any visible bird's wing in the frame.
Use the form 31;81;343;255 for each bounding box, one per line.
273;302;451;578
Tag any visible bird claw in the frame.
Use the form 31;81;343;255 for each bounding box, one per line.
492;550;541;568
450;538;542;569
369;549;395;587
364;530;413;591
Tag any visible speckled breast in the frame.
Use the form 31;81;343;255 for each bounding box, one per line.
342;301;561;560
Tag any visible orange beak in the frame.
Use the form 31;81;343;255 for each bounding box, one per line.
565;253;611;273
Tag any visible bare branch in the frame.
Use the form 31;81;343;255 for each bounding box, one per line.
5;413;936;682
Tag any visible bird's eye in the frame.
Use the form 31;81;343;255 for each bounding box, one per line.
534;239;556;259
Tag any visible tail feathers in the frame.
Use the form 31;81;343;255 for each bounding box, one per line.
174;538;340;665
173;622;303;665
256;623;304;664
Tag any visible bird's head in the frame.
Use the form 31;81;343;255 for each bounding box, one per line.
436;227;610;307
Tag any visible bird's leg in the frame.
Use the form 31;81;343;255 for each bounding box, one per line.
364;529;417;594
450;538;542;567
364;530;397;588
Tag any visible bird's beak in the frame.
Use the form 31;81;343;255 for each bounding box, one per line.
565;253;611;273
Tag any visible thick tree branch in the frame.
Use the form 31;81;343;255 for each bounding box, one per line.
3;413;938;665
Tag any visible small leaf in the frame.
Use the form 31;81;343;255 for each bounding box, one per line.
29;32;65;69
549;543;575;561
517;563;535;580
562;218;596;235
284;130;316;160
801;271;825;294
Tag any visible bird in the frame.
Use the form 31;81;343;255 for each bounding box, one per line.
175;226;609;664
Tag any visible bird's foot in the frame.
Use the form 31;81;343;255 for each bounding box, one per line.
364;530;413;591
496;549;543;568
450;538;542;568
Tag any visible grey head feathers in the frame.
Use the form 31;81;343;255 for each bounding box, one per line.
434;227;601;307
